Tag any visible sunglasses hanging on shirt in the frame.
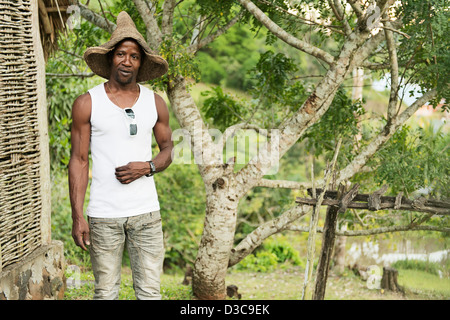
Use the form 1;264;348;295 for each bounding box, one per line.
124;108;137;136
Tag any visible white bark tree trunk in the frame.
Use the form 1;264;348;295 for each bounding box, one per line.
192;183;239;299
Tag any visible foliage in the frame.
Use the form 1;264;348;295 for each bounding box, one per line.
235;236;304;272
392;259;444;277
263;236;303;266
151;36;201;92
197;0;235;19
373;122;450;199
156;162;206;271
197;22;266;90
236;251;279;272
396;0;450;108
302;87;366;159
200;49;309;130
201;86;247;131
236;186;294;236
251;50;300;107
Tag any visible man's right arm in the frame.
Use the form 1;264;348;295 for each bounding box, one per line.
68;93;92;251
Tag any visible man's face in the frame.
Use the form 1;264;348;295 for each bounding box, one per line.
110;39;142;85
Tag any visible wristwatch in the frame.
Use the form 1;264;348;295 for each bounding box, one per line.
146;160;156;177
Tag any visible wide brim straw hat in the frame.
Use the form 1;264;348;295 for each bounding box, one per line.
84;11;168;82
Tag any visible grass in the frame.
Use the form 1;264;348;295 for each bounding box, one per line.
398;269;450;299
64;267;193;300
64;265;449;300
225;267;447;300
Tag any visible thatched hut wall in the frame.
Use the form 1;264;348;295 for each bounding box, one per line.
0;0;67;299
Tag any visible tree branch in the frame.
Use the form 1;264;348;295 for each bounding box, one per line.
228;205;310;267
161;0;176;36
347;0;364;19
132;0;163;48
186;13;242;55
256;179;310;190
255;0;345;35
234;20;372;198
336;89;438;184
73;0;115;33
166;76;224;182
238;0;335;65
328;0;352;35
384;18;400;121
381;25;411;39
357;0;394;32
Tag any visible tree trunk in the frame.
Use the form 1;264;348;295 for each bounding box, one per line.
192;181;239;299
167;77;239;300
381;267;404;293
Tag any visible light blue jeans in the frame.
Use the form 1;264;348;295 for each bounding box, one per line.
88;211;164;300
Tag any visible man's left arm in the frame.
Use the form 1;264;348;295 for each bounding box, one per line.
115;93;173;184
149;93;174;173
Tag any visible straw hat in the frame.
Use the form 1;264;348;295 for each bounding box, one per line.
84;11;168;82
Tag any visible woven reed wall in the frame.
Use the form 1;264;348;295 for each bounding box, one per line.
0;0;43;269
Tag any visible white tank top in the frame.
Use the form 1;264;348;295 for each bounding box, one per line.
86;82;160;218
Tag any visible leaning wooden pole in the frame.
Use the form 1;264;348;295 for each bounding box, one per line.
301;139;341;300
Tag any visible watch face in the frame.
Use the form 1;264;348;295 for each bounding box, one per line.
150;161;156;173
146;161;155;177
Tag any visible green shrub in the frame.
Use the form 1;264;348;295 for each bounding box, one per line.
264;237;302;266
392;259;443;276
236;236;304;272
237;251;279;272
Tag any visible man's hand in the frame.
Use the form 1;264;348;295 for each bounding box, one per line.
115;161;150;184
72;217;90;251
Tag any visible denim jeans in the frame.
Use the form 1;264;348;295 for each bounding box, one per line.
88;211;164;300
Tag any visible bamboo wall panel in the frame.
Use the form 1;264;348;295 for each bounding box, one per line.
0;0;43;269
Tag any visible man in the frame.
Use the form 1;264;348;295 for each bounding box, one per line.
68;11;173;300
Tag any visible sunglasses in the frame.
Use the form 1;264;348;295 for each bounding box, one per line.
124;108;137;136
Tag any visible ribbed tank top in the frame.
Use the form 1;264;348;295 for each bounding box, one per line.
86;82;160;218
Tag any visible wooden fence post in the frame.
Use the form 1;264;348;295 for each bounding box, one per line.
312;183;345;300
32;0;52;245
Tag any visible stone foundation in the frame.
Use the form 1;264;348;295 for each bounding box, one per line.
0;241;65;300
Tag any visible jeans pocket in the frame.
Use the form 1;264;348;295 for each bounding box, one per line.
127;212;164;260
89;219;125;254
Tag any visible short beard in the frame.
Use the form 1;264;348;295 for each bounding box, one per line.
114;72;134;85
